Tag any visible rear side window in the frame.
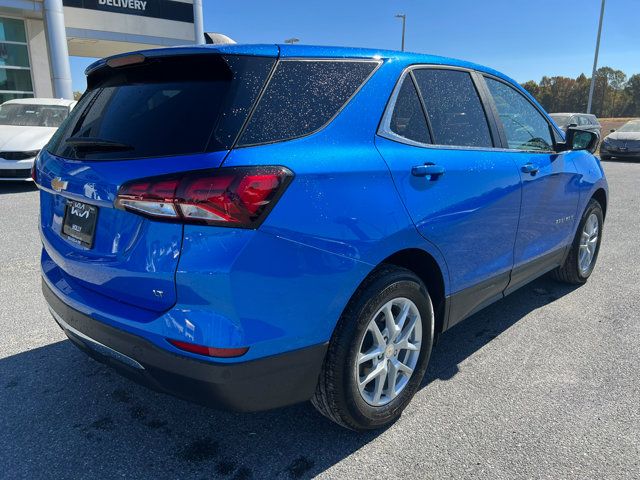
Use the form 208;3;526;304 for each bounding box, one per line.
389;76;431;144
238;60;378;146
48;55;275;160
485;77;553;152
412;69;493;148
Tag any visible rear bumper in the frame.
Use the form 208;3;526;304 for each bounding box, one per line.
43;280;328;412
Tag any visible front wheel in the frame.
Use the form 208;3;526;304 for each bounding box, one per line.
312;266;434;431
554;199;604;284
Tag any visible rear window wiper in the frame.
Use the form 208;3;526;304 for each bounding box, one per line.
65;136;134;151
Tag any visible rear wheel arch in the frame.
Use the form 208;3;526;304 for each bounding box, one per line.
591;188;607;219
378;249;446;337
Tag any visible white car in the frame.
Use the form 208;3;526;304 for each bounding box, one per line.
0;98;76;181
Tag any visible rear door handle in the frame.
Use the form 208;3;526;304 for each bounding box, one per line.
521;163;539;175
411;164;445;179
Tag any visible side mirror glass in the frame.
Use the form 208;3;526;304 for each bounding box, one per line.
563;127;599;153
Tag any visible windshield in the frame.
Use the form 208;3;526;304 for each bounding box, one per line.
0;103;69;128
549;114;572;127
618;120;640;133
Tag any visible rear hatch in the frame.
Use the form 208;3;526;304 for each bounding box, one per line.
38;48;277;312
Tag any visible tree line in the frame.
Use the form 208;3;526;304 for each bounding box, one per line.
522;67;640;118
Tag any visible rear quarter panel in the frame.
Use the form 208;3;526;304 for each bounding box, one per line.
175;58;451;354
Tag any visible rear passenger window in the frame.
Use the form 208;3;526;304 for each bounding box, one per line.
239;60;378;146
485;77;554;152
412;69;493;148
389;76;431;144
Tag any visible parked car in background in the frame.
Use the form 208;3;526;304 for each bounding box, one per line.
600;119;640;161
0;98;76;181
36;45;608;431
550;113;601;136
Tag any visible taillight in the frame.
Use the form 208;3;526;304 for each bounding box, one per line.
115;166;293;228
167;338;249;358
30;163;37;183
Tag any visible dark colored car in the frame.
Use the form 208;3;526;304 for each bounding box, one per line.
600;119;640;160
550;113;601;136
35;44;608;431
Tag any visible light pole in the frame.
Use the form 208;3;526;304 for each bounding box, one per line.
395;14;406;51
587;0;606;114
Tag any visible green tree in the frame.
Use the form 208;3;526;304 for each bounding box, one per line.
520;67;640;117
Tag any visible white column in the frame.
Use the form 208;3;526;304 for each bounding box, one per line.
193;0;205;44
43;0;73;99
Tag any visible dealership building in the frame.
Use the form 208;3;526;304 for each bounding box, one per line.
0;0;205;103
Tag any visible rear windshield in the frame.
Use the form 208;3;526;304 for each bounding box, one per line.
48;54;275;160
0;103;69;128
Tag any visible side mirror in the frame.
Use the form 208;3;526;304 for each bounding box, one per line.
567;123;578;128
609;129;615;133
556;127;599;154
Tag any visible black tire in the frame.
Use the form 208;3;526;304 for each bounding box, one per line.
554;199;604;284
311;265;434;431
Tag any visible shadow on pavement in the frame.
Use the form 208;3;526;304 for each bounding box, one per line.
0;275;578;479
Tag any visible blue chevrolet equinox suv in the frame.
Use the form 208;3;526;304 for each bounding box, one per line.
36;44;608;430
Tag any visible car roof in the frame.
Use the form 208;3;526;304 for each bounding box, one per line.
1;98;75;107
87;43;514;85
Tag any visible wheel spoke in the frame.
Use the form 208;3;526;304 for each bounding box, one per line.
386;360;399;399
383;304;399;340
392;358;414;376
397;339;419;351
396;315;417;345
372;368;387;404
368;320;386;348
394;301;411;339
358;347;383;366
359;361;386;390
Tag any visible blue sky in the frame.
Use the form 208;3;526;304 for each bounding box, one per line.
69;0;639;92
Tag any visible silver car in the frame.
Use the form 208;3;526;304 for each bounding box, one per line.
600;119;640;161
550;112;601;136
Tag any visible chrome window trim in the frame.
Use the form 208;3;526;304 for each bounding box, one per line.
378;64;565;154
377;64;502;153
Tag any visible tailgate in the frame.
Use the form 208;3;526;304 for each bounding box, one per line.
38;150;228;312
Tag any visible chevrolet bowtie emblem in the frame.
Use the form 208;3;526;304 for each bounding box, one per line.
51;177;68;192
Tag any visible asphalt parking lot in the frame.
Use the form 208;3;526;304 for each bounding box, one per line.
1;160;638;480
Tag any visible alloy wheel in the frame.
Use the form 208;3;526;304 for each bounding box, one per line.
355;297;422;406
579;213;599;275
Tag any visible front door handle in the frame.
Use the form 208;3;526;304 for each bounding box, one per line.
411;164;445;179
521;163;539;175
